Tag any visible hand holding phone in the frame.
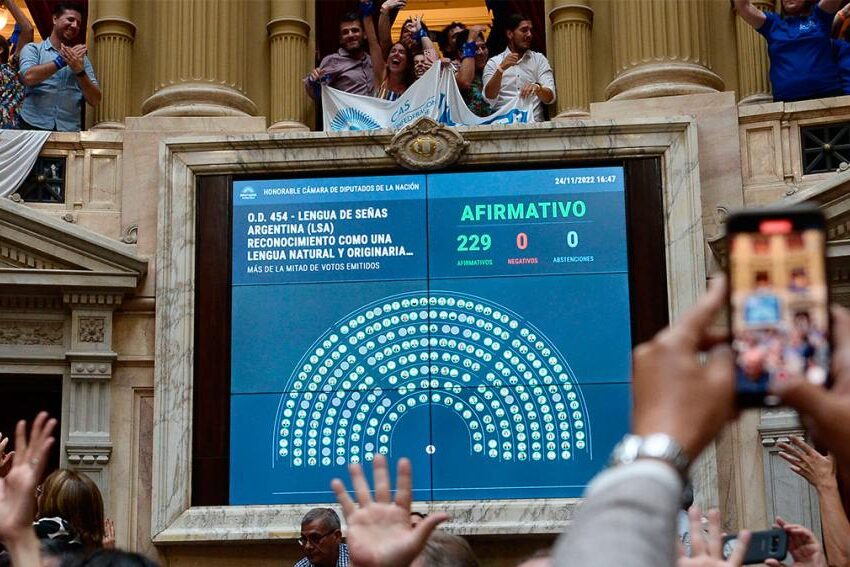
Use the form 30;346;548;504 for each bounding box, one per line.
727;206;831;407
723;529;787;565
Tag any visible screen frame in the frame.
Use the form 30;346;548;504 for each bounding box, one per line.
152;118;708;543
193;158;669;507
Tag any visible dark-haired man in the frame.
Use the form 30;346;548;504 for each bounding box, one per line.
294;508;349;567
304;12;374;99
483;14;554;122
18;2;100;131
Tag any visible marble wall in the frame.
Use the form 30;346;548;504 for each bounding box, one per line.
9;92;850;563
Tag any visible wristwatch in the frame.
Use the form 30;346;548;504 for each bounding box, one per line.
75;69;86;77
609;433;690;480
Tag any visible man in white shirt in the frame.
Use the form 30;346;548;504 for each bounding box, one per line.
483;14;555;122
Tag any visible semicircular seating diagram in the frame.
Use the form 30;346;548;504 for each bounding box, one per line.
274;290;591;468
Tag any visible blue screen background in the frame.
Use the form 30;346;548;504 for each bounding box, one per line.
229;167;632;505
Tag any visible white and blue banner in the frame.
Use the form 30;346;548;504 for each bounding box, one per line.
321;62;534;131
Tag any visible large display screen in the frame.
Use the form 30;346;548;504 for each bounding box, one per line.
229;167;632;505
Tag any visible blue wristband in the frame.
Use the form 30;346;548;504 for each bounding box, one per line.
53;55;67;70
461;41;476;59
359;1;374;17
416;27;428;40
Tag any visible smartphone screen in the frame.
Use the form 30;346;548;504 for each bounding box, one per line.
728;211;830;405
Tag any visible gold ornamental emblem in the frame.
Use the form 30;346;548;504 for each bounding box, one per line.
410;135;439;158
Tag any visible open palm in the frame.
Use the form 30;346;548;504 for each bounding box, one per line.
332;455;448;567
0;412;56;543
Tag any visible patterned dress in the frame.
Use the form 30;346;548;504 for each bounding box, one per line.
0;59;24;129
463;73;492;117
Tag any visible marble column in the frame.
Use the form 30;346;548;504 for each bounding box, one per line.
268;0;311;131
91;0;135;128
606;0;724;100
549;1;593;118
141;0;257;117
735;0;775;104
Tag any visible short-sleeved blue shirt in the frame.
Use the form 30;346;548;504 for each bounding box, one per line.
758;6;841;102
834;39;850;94
18;39;98;131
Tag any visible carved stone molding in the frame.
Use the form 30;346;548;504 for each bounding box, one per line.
0;295;63;310
63;293;124;307
79;317;106;343
0;242;72;270
758;408;803;447
121;224;139;245
385;118;468;170
66;445;112;466
0;320;64;345
69;357;114;381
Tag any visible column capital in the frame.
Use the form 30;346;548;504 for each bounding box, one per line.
267;16;311;38
91;16;136;40
548;3;593;26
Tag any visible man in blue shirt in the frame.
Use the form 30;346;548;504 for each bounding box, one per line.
734;0;843;102
18;2;100;131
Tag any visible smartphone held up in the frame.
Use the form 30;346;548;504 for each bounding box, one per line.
726;206;831;407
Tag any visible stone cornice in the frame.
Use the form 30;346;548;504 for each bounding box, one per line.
0;198;147;278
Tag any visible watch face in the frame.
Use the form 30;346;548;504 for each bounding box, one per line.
723;538;737;559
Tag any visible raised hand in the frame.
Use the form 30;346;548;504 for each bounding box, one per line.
0;431;14;478
0;412;56;543
381;0;406;10
500;52;519;71
678;507;750;567
332;455;448;567
777;436;835;490
467;25;486;42
102;518;116;549
632;276;736;460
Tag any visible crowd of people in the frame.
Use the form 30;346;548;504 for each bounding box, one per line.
7;0;850;132
6;276;850;567
304;0;554;119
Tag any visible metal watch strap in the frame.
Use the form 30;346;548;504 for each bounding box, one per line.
610;433;690;479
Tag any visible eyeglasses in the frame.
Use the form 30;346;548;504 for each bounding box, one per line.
298;530;335;547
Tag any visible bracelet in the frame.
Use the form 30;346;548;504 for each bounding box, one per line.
75;69;86;77
415;27;428;40
460;41;476;59
53;55;66;70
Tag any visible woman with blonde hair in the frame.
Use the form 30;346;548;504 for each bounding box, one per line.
37;469;105;552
